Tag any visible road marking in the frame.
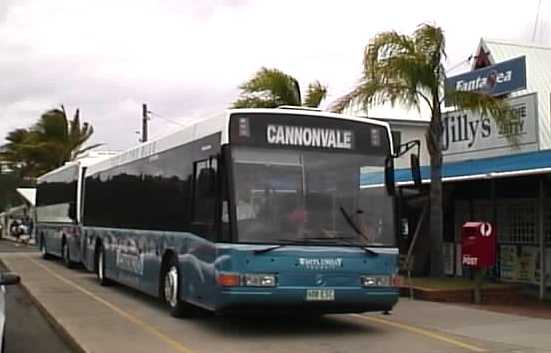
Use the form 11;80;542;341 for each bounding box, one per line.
351;314;487;352
28;258;197;353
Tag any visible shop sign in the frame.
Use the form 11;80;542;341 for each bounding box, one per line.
442;93;538;162
445;56;526;103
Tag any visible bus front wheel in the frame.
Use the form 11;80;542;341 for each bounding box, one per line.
162;256;192;318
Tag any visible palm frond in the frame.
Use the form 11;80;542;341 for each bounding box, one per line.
414;23;446;64
303;81;327;108
233;67;301;108
446;90;518;145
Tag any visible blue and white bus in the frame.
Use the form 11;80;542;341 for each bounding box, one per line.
36;152;116;267
79;108;411;316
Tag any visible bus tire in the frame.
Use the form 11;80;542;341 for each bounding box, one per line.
40;236;53;260
62;239;75;269
162;256;192;318
96;244;112;286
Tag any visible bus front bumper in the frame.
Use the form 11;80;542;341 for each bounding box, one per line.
215;287;399;314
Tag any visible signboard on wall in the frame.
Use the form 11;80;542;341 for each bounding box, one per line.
500;245;551;286
445;56;526;102
443;243;455;275
442;93;538;162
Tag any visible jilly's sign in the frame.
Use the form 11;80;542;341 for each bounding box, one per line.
442;93;538;162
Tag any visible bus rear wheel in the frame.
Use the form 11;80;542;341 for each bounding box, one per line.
96;245;112;286
40;236;52;260
162;257;192;318
62;241;75;269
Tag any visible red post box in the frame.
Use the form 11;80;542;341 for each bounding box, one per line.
461;222;496;269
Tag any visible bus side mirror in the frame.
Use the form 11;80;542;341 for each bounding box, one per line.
384;157;395;196
411;154;421;187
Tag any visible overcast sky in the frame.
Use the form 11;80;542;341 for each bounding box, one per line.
1;0;550;151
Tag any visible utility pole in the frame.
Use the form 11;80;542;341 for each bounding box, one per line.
142;103;149;143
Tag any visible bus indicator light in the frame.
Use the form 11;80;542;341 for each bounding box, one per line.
216;273;241;287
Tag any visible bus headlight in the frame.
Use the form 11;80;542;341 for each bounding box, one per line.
360;275;391;288
243;273;277;287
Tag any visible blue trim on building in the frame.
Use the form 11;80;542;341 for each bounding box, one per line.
361;150;551;186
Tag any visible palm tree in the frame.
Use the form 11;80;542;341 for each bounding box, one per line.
331;24;514;276
0;106;101;177
232;67;327;108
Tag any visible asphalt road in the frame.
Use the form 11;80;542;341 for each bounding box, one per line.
3;250;529;353
0;239;75;353
2;239;549;353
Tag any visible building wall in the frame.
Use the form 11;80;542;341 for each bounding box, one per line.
388;122;430;169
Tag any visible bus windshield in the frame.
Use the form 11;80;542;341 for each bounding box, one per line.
230;146;394;247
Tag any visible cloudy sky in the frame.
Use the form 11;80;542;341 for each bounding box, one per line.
1;0;550;151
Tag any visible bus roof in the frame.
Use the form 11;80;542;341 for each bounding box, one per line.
36;151;118;183
86;108;392;176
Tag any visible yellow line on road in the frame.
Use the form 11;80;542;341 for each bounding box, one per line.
28;258;196;353
351;314;487;352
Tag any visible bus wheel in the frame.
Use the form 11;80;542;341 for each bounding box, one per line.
40;236;52;260
62;241;75;269
162;257;191;318
96;245;112;286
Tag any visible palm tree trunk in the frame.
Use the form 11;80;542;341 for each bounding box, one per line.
427;98;444;277
429;147;444;276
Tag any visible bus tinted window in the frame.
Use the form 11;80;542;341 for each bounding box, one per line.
36;165;78;223
84;142;194;231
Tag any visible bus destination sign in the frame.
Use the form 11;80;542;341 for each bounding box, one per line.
266;124;353;150
229;113;389;155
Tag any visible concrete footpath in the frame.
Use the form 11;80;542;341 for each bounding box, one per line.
2;252;550;353
390;298;551;352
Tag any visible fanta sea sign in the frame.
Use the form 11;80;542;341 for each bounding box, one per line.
442;93;538;162
445;56;526;105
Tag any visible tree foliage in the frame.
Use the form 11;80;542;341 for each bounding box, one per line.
232;67;327;108
0;106;101;177
331;24;515;276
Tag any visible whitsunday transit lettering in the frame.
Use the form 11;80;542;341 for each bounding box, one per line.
266;125;353;149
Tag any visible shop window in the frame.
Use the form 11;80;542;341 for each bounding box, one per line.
498;199;537;244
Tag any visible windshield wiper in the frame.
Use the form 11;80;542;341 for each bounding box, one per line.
253;238;304;254
338;206;379;257
253;245;286;254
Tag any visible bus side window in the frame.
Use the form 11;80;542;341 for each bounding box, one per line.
192;158;218;239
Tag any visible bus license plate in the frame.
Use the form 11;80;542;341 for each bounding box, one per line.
306;289;335;301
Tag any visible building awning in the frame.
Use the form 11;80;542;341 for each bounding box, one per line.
395;150;551;184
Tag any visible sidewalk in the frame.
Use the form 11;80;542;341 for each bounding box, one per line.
463;299;551;320
0;233;36;245
391;298;551;352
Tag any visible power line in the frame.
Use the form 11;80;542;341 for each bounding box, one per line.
148;111;187;127
446;57;472;74
532;0;543;42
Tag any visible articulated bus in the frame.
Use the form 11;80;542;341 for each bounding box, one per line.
35;152;116;267
74;108;413;316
